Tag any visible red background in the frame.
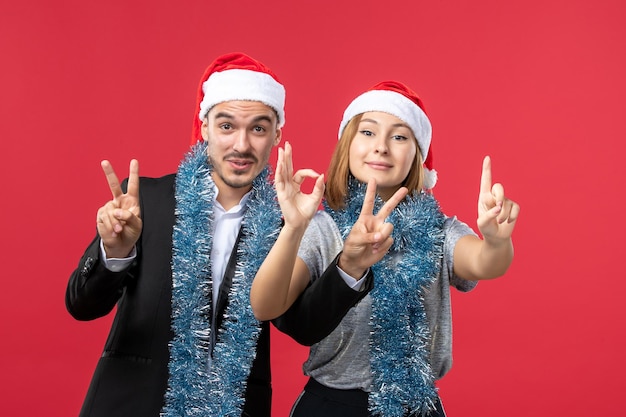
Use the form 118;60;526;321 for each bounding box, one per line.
1;1;625;416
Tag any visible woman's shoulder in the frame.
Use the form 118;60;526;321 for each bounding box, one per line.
312;210;335;224
443;215;476;236
298;211;343;255
304;210;341;240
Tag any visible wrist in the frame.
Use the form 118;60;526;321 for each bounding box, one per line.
337;253;366;280
103;244;134;259
481;234;512;249
280;221;309;236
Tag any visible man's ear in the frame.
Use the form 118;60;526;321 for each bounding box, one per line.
201;118;209;141
273;128;282;146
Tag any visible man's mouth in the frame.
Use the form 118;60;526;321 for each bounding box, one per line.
228;159;253;170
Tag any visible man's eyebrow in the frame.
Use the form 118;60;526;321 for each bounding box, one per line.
213;112;234;120
212;113;275;124
251;114;274;124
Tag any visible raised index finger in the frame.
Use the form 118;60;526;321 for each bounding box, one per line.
126;159;140;198
480;156;493;194
101;160;123;199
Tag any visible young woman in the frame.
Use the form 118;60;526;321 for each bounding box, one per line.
250;81;520;417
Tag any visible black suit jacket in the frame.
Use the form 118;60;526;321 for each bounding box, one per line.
66;174;271;417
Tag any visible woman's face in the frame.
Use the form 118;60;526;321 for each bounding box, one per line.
348;112;417;200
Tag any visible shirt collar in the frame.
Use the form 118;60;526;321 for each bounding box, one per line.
208;176;252;215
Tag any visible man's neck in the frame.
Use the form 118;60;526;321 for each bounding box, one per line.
216;187;251;211
210;169;261;211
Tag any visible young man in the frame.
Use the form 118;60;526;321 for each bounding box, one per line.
66;52;289;417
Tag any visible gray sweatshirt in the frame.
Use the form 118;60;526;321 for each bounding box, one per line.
297;211;477;391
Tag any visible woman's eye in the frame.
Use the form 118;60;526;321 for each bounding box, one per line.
392;135;408;141
359;130;373;136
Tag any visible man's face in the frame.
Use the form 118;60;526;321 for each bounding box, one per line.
202;100;281;193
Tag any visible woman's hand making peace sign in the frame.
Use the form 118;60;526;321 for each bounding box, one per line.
338;179;408;279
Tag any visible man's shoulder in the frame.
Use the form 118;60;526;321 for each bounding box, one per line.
138;173;176;188
121;173;176;196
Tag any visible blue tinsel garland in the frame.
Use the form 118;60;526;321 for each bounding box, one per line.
162;142;282;417
325;177;445;417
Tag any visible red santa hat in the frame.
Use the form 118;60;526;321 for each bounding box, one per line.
191;52;286;144
338;80;437;189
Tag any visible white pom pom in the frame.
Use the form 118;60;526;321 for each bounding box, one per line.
423;168;438;189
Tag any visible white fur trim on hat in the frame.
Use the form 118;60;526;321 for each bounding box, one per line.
338;90;432;161
199;69;285;127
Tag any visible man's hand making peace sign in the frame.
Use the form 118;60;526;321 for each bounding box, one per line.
96;159;143;259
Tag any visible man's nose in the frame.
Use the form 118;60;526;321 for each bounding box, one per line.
233;130;251;152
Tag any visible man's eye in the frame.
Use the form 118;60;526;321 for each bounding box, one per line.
220;123;232;130
253;126;266;133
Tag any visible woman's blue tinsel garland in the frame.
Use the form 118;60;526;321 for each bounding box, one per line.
162;142;281;416
325;177;445;417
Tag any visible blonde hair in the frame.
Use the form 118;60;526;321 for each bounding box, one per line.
325;114;425;210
